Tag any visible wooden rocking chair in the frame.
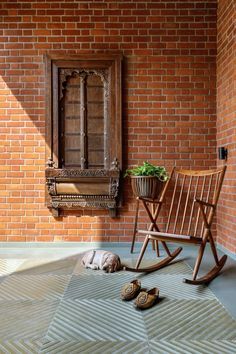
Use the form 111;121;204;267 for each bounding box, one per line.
126;166;227;285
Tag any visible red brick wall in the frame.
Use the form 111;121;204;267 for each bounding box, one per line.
0;0;217;242
217;0;236;252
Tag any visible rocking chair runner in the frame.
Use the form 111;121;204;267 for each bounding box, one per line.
126;166;227;285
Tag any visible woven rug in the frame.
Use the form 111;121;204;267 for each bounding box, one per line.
0;253;235;353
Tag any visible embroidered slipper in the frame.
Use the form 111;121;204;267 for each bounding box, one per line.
120;279;141;301
134;287;159;309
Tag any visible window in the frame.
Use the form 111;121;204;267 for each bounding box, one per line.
45;54;122;217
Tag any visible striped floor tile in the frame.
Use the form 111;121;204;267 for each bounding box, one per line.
0;339;42;354
45;299;147;341
17;257;77;276
0;275;70;300
143;299;236;341
64;273;137;300
40;340;149;354
149;340;236;354
0;300;59;340
0;259;26;276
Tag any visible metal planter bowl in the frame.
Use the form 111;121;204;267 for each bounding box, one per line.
130;176;163;199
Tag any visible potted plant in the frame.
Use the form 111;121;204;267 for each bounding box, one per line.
124;161;168;199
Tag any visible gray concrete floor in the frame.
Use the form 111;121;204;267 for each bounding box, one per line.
125;243;236;320
0;242;235;319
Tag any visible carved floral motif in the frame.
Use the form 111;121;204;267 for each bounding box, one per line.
46;178;57;195
52;169;118;178
111;157;120;170
51;200;116;210
110;178;119;197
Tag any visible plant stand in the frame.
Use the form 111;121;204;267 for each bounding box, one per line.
130;176;164;255
131;197;160;256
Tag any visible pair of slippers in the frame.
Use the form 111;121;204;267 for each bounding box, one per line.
120;279;159;309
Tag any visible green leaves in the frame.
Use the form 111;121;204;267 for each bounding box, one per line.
124;161;168;182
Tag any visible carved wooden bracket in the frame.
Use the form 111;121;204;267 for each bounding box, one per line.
45;165;120;217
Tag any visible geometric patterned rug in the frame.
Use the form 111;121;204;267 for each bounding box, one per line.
0;253;236;354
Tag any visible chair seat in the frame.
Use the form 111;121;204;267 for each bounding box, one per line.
138;229;202;244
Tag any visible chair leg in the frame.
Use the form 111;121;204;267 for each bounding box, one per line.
155;240;160;257
151;239;160;257
184;226;227;285
184;255;227;285
151;239;155;250
151;204;159;257
192;239;207;280
131;198;139;253
161;241;172;257
208;231;219;266
135;235;150;269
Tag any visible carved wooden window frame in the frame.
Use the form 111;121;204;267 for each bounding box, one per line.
45;54;122;217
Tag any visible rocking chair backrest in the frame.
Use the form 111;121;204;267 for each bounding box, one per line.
159;166;226;238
